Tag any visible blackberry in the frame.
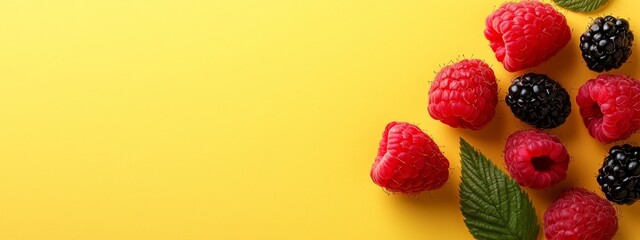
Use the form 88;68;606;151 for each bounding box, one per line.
597;144;640;205
580;16;634;72
505;73;571;129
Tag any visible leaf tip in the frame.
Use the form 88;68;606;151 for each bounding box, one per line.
459;137;469;148
459;137;474;154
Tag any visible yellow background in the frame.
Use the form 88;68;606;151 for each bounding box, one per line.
0;0;639;239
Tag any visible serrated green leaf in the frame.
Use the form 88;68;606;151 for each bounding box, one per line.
459;138;539;240
553;0;608;13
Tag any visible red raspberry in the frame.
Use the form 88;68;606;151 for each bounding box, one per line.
484;0;571;72
544;188;618;240
370;122;449;193
504;130;569;189
428;59;498;130
576;74;640;143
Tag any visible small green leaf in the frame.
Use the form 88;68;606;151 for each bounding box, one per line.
553;0;608;13
459;138;539;240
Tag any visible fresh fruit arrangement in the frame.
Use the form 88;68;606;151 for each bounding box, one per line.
369;0;636;239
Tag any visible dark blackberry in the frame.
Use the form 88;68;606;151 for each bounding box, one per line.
580;16;634;72
597;144;640;205
505;73;571;129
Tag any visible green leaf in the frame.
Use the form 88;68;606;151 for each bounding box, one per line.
459;138;539;240
553;0;608;13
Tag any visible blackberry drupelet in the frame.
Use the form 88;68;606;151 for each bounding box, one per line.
505;73;571;129
580;16;634;72
597;144;640;205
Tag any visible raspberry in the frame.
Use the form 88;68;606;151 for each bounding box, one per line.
370;122;450;193
428;59;498;130
576;74;640;143
504;130;570;189
484;0;571;72
544;188;618;240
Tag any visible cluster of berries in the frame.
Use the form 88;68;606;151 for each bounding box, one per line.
369;1;636;239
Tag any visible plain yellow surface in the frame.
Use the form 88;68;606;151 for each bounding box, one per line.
1;0;640;239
